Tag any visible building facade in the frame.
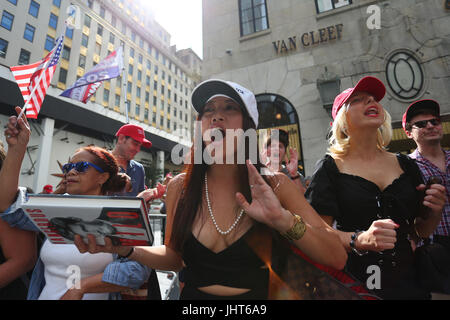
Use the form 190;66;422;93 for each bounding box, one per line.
202;0;450;175
0;0;201;191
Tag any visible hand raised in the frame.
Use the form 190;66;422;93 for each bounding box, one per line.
235;160;285;230
4;106;30;149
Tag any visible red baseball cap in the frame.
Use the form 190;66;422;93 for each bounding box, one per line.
43;184;53;192
402;99;440;131
115;124;152;148
331;76;386;120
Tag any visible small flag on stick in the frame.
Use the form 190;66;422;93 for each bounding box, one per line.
10;36;64;119
60;47;123;103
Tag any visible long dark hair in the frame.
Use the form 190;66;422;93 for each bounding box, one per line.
169;107;268;252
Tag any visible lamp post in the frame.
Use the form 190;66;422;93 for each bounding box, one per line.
316;68;341;117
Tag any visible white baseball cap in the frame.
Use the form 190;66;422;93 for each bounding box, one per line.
191;79;259;128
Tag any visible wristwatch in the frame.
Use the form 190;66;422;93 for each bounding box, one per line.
282;214;306;241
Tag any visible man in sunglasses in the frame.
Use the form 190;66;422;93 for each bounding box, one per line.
403;99;450;291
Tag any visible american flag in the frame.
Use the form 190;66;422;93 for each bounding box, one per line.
10;36;64;119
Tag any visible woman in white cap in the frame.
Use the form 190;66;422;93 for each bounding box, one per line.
74;79;347;300
305;76;446;299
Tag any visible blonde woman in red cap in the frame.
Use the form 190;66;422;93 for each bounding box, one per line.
305;76;446;299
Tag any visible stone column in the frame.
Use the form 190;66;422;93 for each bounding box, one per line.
156;150;165;182
33;117;55;193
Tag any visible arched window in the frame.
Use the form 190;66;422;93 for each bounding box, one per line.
256;94;304;174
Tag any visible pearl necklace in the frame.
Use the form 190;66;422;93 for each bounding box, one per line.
204;173;245;235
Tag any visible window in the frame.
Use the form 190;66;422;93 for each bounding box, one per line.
18;49;31;65
239;0;269;36
79;54;86;68
146;76;150;86
103;89;109;103
100;6;105;18
1;11;14;31
44;35;55;51
8;0;17;5
111;16;116;28
53;0;61;8
137;70;142;81
84;14;91;28
315;0;352;13
135;105;140;115
88;0;93;9
109;33;115;44
29;0;40;18
65;27;74;39
128;64;133;75
97;24;103;36
138;54;143;64
0;38;8;58
58;68;68;83
127;82;132;93
386;50;424;100
136;87;141;98
115;94;120;107
49;13;58;29
81;34;89;47
24;24;35;42
145;108;149;120
145;91;150;103
62;45;70;60
95;43;101;55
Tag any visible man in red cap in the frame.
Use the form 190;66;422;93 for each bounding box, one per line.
42;184;53;194
403;100;449;256
112;124;152;196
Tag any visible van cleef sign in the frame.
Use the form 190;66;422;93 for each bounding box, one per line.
273;24;344;54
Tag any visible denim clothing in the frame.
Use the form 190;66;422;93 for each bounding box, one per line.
1;187;151;300
120;160;146;197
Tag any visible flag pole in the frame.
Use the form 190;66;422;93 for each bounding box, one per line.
121;45;129;124
16;33;65;121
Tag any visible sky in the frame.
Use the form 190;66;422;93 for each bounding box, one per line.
145;0;203;59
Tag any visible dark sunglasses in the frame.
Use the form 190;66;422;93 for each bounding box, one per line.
411;118;441;129
62;161;104;174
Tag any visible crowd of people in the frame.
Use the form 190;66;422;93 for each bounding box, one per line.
0;75;448;300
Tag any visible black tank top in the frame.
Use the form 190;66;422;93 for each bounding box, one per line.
181;224;269;291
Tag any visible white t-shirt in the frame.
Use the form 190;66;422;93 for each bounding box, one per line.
38;240;113;300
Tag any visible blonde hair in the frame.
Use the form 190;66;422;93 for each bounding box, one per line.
328;104;393;157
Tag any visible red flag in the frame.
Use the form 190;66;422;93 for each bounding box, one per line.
10;36;64;119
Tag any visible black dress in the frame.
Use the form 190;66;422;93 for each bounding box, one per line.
305;153;430;300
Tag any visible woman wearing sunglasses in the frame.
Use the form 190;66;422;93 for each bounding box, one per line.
0;107;150;300
305;76;446;299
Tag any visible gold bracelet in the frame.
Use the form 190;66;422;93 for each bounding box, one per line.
282;214;306;241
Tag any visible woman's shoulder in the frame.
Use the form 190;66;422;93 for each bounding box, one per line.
166;173;186;195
